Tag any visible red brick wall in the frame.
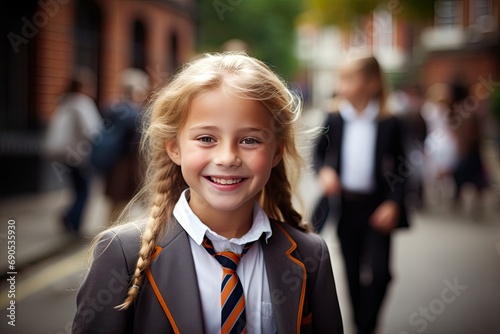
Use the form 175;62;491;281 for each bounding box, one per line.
422;51;498;87
36;0;76;121
36;0;196;121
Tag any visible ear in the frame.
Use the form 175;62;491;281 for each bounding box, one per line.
165;139;181;166
272;141;284;167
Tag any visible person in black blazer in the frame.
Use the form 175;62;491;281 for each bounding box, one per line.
314;55;409;334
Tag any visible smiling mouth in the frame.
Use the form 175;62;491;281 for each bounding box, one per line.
206;177;245;185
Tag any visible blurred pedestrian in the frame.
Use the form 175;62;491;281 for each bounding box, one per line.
91;68;149;223
448;81;488;207
391;83;428;209
421;83;459;195
43;67;102;234
314;54;408;334
491;89;500;163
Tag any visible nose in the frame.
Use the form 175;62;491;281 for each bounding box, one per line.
213;142;241;168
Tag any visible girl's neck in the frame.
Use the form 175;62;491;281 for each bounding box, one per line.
188;196;255;240
350;99;370;113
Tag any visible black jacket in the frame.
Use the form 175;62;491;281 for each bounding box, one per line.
313;111;409;230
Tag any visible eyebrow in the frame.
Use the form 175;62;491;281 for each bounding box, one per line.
187;125;219;131
187;125;270;133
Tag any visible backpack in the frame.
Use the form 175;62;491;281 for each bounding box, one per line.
91;102;139;173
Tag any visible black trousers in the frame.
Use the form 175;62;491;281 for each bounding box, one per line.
63;165;91;232
337;192;392;334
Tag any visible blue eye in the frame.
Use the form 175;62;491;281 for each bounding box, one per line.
198;136;215;143
241;138;260;145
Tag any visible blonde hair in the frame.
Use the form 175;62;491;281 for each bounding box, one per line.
98;52;309;309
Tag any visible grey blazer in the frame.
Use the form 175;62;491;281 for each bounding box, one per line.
72;219;343;334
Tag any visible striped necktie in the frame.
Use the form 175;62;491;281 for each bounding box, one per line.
202;236;256;334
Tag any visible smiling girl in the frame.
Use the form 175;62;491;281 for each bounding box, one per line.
73;53;343;334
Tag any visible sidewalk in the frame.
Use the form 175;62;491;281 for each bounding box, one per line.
0;180;110;273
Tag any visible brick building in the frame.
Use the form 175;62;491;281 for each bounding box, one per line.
420;0;500;86
297;0;500;105
1;0;197;195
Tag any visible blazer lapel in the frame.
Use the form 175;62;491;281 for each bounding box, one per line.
374;118;387;179
262;221;307;334
331;113;344;173
147;220;205;333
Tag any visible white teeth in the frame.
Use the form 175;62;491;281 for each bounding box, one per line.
210;177;242;185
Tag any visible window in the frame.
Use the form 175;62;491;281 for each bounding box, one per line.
374;9;393;50
471;0;492;19
350;26;367;49
74;0;102;102
435;0;463;26
470;0;493;26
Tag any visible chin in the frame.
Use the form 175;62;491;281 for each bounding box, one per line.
205;198;252;212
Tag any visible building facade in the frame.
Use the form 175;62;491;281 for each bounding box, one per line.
1;0;197;195
297;0;499;106
420;0;499;86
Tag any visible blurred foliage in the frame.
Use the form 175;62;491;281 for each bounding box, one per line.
197;0;303;79
302;0;436;27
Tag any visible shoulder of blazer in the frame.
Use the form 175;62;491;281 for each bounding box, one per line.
95;219;189;282
324;111;342;127
322;112;343;149
100;222;145;271
325;112;343;139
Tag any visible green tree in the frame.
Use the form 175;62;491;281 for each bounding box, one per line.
304;0;435;26
198;0;303;79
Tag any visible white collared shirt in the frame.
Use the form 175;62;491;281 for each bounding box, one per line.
339;99;379;193
173;189;276;334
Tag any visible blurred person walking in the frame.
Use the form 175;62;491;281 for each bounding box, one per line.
91;69;149;223
421;83;459;193
314;54;409;334
43;68;102;234
390;83;428;209
448;81;488;207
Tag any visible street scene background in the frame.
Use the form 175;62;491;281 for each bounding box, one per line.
1;0;500;333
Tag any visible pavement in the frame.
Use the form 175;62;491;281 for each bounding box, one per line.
0;180;110;275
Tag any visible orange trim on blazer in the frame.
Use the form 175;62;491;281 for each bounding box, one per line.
145;247;180;334
151;246;162;261
274;222;308;334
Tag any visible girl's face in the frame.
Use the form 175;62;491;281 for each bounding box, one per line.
337;67;367;102
337;65;379;104
166;88;283;215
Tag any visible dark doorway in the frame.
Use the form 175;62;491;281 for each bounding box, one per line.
168;30;179;74
0;0;42;197
132;20;146;70
0;0;38;131
74;0;102;104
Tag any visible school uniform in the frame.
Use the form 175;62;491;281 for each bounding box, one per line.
314;100;409;334
73;190;343;334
